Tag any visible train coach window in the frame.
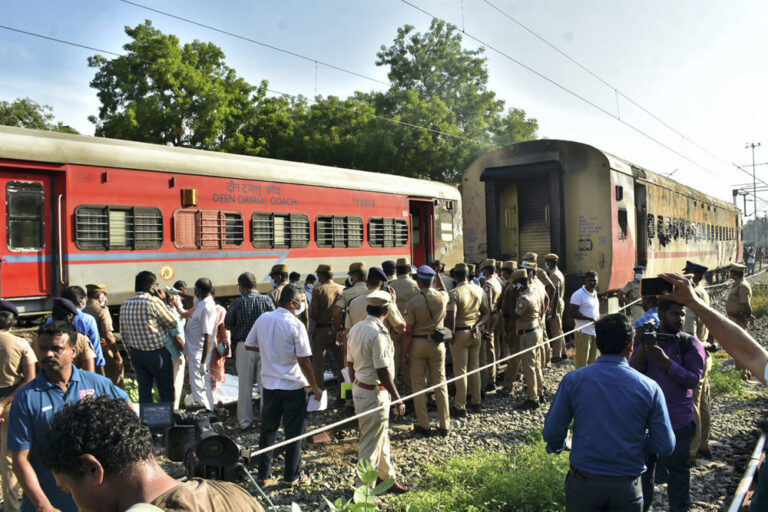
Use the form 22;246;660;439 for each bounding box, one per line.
316;216;363;248
647;214;655;240
252;213;310;249
617;209;628;240
75;205;163;250
7;181;45;251
369;218;409;247
172;209;242;249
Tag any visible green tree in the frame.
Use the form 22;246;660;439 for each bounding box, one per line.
88;20;262;149
0;97;79;133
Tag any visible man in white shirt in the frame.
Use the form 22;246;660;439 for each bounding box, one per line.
246;284;322;486
568;271;600;368
184;278;217;410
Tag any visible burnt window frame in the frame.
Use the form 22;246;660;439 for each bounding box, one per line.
6;181;45;252
617;208;629;240
75;205;163;251
647;214;656;240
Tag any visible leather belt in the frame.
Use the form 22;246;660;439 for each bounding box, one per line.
412;334;433;339
455;326;474;331
490;310;500;315
569;466;639;482
354;380;386;391
316;322;333;328
0;384;18;399
517;328;538;335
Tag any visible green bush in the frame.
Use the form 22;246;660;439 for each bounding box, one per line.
709;357;745;397
751;284;768;318
390;433;569;512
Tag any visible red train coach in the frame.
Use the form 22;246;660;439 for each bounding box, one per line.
0;126;463;316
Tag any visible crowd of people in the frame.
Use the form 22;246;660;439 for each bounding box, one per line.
0;254;764;511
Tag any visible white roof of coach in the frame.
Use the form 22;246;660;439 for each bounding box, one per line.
0;126;460;200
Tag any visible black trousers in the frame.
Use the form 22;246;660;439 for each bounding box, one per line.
566;468;643;512
257;387;308;482
642;421;695;512
130;347;174;404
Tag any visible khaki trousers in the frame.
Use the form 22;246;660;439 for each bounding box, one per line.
480;313;499;388
574;331;598;368
391;331;410;394
503;331;521;388
521;330;543;400
1;405;20;512
449;330;481;410
731;317;748;371
690;355;712;456
539;326;550;368
353;386;395;481
548;312;565;357
312;326;343;395
409;338;450;429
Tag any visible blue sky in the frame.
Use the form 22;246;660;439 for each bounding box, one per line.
2;0;767;209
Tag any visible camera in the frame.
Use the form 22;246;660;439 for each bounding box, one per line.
639;320;676;347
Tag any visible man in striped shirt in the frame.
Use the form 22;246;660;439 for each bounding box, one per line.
120;271;177;404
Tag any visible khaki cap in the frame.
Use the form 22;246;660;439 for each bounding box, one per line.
396;257;410;267
523;252;538;261
270;264;288;274
315;264;332;273
452;262;469;273
502;260;517;270
521;261;537;271
510;269;528;281
349;262;366;273
480;259;496;270
544;253;559;261
731;263;746;272
366;290;392;307
86;283;107;293
495;260;503;269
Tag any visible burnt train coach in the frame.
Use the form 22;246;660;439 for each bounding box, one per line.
0;126;462;315
462;139;741;291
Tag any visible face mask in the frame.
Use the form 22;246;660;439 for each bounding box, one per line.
295;300;306;316
271;278;279;288
305;284;314;291
635;273;644;280
346;276;353;286
292;280;300;286
99;298;107;307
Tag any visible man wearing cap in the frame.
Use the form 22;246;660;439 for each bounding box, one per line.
431;260;455;292
479;259;503;392
500;263;522;395
389;257;420;391
309;264;345;400
544;254;567;362
522;253;555;368
268;264;290;307
45;298;96;373
617;266;647;322
446;263;490;417
569;271;601;368
0;300;36;512
402;265;451;436
382;260;397;283
345;268;405;334
511;269;545;409
82;284;124;387
496;261;516;368
333;262;368;347
347;290;408;493
726;263;753;377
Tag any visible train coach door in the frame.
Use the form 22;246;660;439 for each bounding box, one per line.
499;183;520;260
409;199;434;266
0;171;56;312
634;184;648;268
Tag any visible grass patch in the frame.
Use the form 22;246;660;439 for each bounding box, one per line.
390;432;569;512
751;283;768;318
709;357;746;398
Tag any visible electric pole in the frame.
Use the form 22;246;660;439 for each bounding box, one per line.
747;142;761;245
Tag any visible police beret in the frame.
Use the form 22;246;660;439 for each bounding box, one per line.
53;297;79;316
366;290;392;307
480;259;496;271
544;253;559;261
86;283;107;293
382;260;396;271
270;264;288;274
731;263;746;273
416;265;436;279
502;260;517;271
349;262;366;273
316;264;333;273
467;263;476;273
633;266;646;272
368;267;387;282
452;262;469;273
510;269;528;281
396;257;410;267
523;252;538;261
0;300;19;317
683;261;707;274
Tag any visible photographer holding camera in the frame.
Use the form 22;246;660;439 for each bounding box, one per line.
631;298;705;512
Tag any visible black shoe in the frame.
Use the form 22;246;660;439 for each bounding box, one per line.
498;387;512;396
517;399;540;410
437;427;450;437
485;383;498;393
468;403;482;414
480;390;487;401
449;406;467;418
539;395;546;404
413;425;433;437
551;356;562;363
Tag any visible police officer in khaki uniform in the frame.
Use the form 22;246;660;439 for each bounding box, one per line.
726;263;753;375
346;291;408;493
0;300;36;512
544;254;567;362
497;261;517;362
83;283;124;387
618;266;646;322
446;263;490;417
334;262;369;366
479;259;503;392
402;265;451;436
309;264;345;397
268;264;290;307
388;258;419;390
345;268;405;334
522;253;554;368
510;270;544;410
500;262;522;394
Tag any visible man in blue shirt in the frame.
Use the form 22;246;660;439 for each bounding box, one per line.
635;296;659;330
8;321;128;512
543;313;675;511
46;287;105;374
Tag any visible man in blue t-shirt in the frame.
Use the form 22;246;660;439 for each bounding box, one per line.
8;321;128;512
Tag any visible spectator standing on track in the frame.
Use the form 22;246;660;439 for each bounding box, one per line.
303;274;316;305
631;299;705;512
47;299;96;373
388;258;420;394
247;284;322;486
8;321;128;512
725;263;754;377
544;254;567;362
120;271;177;404
569;271;601;368
309;265;344;401
268;264;290;307
479;259;503;393
184;278;217;411
346;291;408;494
226;272;274;429
0;300;36;512
82;283;124;387
38;396;265;512
59;286;106;376
543;313;675;512
446;263;489;417
402;265;451;437
747;248;756;276
289;271;301;286
511;269;545;410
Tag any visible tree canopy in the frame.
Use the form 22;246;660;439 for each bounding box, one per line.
0;97;79;134
87;19;538;183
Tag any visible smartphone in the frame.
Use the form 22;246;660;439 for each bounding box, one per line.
640;277;673;296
